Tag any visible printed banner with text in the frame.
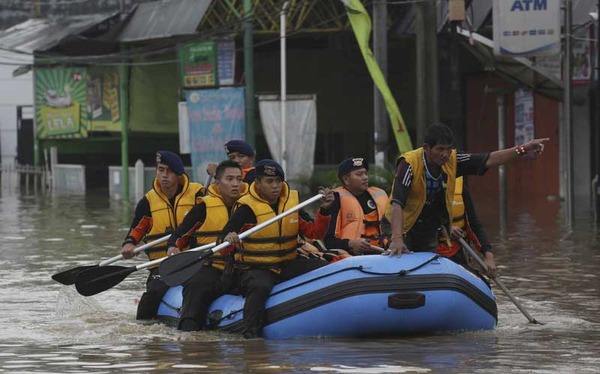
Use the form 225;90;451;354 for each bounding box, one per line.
186;87;246;181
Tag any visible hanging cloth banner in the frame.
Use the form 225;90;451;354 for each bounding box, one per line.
258;94;317;183
340;0;413;153
186;87;246;181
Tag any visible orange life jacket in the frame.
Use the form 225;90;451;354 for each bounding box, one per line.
333;186;389;247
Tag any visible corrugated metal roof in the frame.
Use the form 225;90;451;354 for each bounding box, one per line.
118;0;211;42
0;13;118;53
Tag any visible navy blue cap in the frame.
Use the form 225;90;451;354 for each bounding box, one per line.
255;159;285;180
156;151;185;175
337;157;368;179
224;139;255;157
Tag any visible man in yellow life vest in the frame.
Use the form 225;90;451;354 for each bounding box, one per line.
437;177;496;275
121;151;203;320
388;123;549;256
165;160;248;331
220;159;335;338
323;157;389;255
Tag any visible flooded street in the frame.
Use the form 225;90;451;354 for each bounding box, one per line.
0;188;599;373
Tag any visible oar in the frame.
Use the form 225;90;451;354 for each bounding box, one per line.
74;242;217;296
457;237;543;325
160;194;325;287
51;235;171;285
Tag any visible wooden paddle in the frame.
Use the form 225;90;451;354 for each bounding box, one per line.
74;241;216;296
51;235;171;285
159;194;325;287
457;237;543;325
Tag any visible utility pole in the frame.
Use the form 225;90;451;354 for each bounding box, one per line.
563;0;575;228
415;0;439;145
32;0;41;17
280;1;289;173
373;0;389;167
497;95;508;236
595;0;600;222
244;0;256;147
120;0;129;200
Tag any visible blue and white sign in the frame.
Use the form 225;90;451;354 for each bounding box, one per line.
493;0;560;56
185;87;246;181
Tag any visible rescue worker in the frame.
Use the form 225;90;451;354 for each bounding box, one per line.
220;159;335;338
437;177;496;275
207;140;257;183
165;160;248;331
324;157;389;255
121;151;203;320
388;123;549;255
224;139;256;183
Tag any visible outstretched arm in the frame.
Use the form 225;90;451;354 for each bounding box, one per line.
486;138;549;168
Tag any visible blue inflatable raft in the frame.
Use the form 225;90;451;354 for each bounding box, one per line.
157;253;497;339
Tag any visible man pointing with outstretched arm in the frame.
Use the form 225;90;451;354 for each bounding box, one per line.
388;123;548;256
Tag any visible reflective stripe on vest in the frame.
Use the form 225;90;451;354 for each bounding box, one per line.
333;186;388;246
144;174;203;260
235;181;299;265
194;183;248;270
399;147;457;234
451;177;465;229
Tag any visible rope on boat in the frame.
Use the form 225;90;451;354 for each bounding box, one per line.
212;254;441;324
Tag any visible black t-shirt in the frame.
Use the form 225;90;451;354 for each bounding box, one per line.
391;152;489;235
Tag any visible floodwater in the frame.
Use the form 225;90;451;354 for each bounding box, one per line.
0;185;599;373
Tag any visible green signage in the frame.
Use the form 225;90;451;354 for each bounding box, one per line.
178;41;218;88
35;67;89;138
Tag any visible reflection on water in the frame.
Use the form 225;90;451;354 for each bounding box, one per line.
0;188;599;373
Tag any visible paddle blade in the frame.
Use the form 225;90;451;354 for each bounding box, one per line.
159;250;207;287
51;265;98;285
75;265;136;296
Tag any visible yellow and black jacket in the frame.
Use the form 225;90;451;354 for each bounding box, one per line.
124;174;203;260
192;183;248;269
223;182;331;266
399;147;457;234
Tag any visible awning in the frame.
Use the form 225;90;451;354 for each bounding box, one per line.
118;0;211;42
457;27;562;99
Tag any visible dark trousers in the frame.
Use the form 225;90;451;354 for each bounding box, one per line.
239;256;326;337
136;268;170;320
178;265;224;330
405;227;439;252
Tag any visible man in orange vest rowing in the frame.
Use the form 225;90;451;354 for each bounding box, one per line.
323;157;389;255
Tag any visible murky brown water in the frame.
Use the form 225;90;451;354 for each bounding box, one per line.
0;186;599;373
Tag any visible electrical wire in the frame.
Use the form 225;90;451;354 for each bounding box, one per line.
0;0;358;67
